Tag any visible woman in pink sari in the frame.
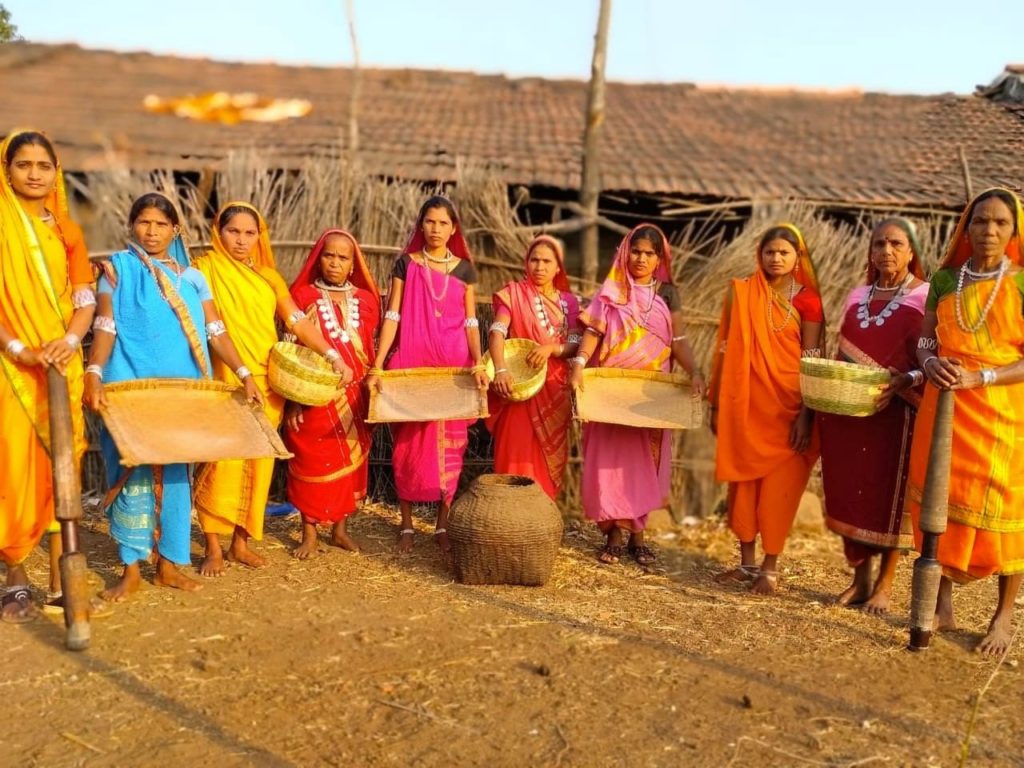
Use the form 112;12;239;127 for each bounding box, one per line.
570;224;705;565
486;235;581;499
366;196;489;553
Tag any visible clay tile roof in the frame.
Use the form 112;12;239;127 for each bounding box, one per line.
3;43;1023;208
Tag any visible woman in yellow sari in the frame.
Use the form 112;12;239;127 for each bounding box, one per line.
0;130;94;622
193;203;353;576
908;187;1024;656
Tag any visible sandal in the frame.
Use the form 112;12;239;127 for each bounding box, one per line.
1;586;37;624
715;564;760;584
628;544;657;566
598;543;625;564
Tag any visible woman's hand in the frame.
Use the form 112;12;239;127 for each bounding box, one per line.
84;373;107;411
569;364;584;392
41;337;76;372
473;367;490;390
365;373;383;393
492;369;514;398
950;368;984;391
525;343;556;368
788;409;813;453
242;377;264;408
689;373;707;400
331;357;354;387
923;356;961;390
284;403;305;432
876;367;909;411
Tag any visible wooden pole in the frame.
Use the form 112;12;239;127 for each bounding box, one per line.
46;367;91;651
345;0;361;156
579;0;612;287
908;388;955;651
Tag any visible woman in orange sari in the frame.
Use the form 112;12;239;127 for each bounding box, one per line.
486;235;580;499
710;224;823;595
285;229;380;558
193;203;353;576
0;130;94;623
908;187;1024;656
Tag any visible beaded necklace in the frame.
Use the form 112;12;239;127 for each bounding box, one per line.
856;273;913;329
766;277;797;333
955;258;1007;334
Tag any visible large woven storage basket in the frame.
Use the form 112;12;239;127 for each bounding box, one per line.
367;366;488;423
483;338;547;402
575;368;704;430
799;358;891;417
448;474;563;586
268;341;342;407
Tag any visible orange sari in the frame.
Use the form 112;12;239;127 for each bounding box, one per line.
0;130;91;567
711;224;821;554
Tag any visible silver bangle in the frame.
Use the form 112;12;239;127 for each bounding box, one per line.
85;364;104;380
908;369;924;387
71;289;96;309
671;334;686;342
571;355;588;367
982;369;998;386
205;320;227;338
489;321;509;337
922;355;939;372
64;332;81;350
235;365;252;380
384;310;401;323
493;367;508;375
5;338;26;359
801;347;823;358
323;348;341;362
917;337;937;351
285;310;305;330
464;318;479;329
92;316;117;335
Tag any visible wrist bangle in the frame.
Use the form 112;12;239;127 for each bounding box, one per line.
907;369;924;387
5;338;26;359
671;334;686;342
571;355;587;367
323;348;341;362
367;366;384;377
981;369;998;386
85;364;104;380
64;332;81;350
493;367;508;375
922;356;938;371
235;365;252;380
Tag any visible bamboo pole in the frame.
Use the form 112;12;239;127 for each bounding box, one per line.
579;0;611;285
46;367;91;651
908;388;955;651
345;0;361;156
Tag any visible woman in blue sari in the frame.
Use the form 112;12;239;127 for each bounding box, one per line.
84;193;260;601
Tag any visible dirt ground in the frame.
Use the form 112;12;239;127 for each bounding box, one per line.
2;502;1022;768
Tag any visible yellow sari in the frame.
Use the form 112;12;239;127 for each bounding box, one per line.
192;202;287;540
0;130;89;566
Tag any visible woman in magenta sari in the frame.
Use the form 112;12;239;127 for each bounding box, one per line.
570;224;705;565
820;219;928;613
366;196;488;553
486;235;581;499
285;229;380;558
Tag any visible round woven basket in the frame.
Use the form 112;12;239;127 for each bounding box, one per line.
448;474;563;586
268;341;342;407
483;338;547;402
799;357;891;417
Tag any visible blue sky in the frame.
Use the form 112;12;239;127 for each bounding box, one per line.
6;0;1022;94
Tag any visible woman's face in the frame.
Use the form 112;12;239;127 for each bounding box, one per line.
420;206;455;252
626;237;660;283
526;243;559;289
968;197;1015;262
760;238;798;279
869;224;914;281
132;207;176;257
6;143;57;202
319;234;355;285
220;211;260;262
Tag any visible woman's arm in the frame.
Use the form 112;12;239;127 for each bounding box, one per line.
464;284;488;389
916;310;960;389
789;317;823;452
366;276;404;392
488;307;514;398
41;282;96;372
83;293;116;410
279;295;353;385
669;309;705;397
202;301;263;406
569;327;601;391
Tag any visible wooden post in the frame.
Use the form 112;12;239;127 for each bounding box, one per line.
908;389;955;651
579;0;612;287
46;367;91;651
345;0;361;157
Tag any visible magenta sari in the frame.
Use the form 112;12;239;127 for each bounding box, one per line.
387;259;473;503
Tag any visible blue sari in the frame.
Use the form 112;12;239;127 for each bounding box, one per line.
100;239;211;566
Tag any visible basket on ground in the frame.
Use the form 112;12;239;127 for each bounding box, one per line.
268;341;342;407
448;474;563;586
574;368;704;430
799;357;891;417
367;366;489;423
483;338;547;402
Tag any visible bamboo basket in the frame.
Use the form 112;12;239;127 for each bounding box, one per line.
448;474;563;586
575;368;704;430
483;338;547;402
101;378;292;466
799;358;891;417
367;366;488;423
268;341;342;407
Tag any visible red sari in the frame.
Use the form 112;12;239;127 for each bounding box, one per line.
485;236;580;499
284;230;380;524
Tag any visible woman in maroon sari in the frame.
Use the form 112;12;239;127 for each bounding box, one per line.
486;236;581;499
819;218;928;613
366;196;489;553
285;229;380;558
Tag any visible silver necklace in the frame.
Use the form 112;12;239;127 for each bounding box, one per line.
314;278;354;292
317;288;360;345
955;258;1007;334
857;273;913;329
533;288;569;337
766;278;797;333
422;259;450;317
634;280;658;326
424;248;453;264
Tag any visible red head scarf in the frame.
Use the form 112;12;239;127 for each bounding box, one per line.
524;234;571;293
864;217;925;285
400;195;472;262
290;228;379;302
939;187;1024;270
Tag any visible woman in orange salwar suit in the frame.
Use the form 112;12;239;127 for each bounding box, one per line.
485;235;580;499
0;130;94;622
908;187;1024;656
710;224;823;595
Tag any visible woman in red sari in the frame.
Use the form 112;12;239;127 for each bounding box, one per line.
285;229;380;558
819;218;928;614
486;235;580;498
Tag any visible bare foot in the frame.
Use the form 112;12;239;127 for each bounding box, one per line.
715;565;758;584
101;564;142;602
434;528;451;553
154;558;203;592
1;585;36;623
199;549;225;577
862;588;891;616
935;579;957;632
835;582;871;607
750;571;778;596
976;616;1015;657
397;528;414;554
226;539;267;569
329;522;360;552
293;523;321;560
